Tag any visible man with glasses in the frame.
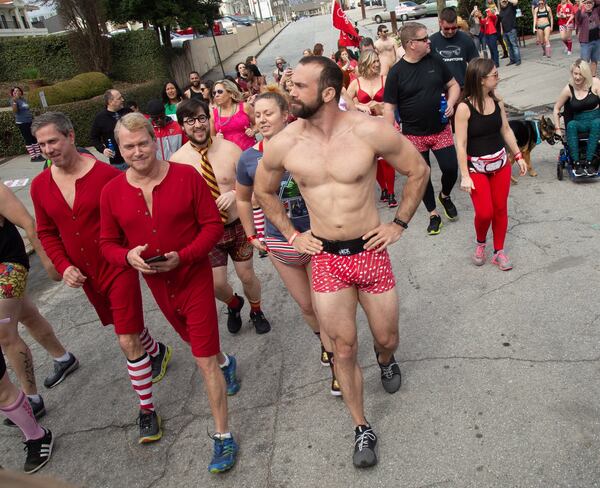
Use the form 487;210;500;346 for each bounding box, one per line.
430;7;479;88
183;71;206;101
146;99;187;160
384;22;461;236
90;89;131;170
171;99;272;336
375;24;397;75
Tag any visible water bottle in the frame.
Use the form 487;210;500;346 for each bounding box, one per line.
107;138;115;154
440;94;448;124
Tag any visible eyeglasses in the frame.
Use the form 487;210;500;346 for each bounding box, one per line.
411;36;430;43
200;86;208;91
183;115;209;126
484;72;499;78
212;89;225;95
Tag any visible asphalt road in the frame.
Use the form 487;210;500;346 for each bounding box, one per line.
1;12;600;488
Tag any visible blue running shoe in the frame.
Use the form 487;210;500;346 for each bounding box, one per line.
208;434;238;473
221;354;241;396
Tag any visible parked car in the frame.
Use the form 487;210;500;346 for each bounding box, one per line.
170;32;194;47
373;2;427;23
420;0;458;16
222;15;255;26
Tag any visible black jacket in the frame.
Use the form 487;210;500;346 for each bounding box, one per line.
90;108;130;165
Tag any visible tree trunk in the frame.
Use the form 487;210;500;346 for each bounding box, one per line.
436;0;446;15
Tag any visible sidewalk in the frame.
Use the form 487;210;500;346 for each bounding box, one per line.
203;21;289;81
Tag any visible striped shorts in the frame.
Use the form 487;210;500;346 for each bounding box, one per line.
264;236;311;267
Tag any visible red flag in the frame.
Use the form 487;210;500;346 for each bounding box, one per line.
332;0;359;38
338;30;360;47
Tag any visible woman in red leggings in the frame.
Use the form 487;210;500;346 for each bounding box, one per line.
455;58;527;270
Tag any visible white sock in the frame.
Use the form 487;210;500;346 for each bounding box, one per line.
27;394;41;403
214;432;232;439
54;352;71;363
219;354;230;369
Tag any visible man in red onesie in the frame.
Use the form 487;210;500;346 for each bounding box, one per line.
99;112;239;474
30;112;172;445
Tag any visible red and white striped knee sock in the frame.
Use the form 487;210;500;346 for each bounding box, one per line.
253;207;265;243
32;143;42;155
25;145;36;156
127;354;154;411
139;327;159;357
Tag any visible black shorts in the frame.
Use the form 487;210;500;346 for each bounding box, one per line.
0;345;6;379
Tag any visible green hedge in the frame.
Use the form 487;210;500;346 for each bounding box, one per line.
0;34;79;83
110;30;168;83
0;79;164;158
0;30;168;84
29;72;112;108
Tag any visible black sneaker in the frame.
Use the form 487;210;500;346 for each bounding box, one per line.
138;410;162;444
438;192;458;220
353;425;378;468
387;193;398;208
250;310;271;334
151;343;172;384
320;344;331;367
4;397;46;427
23;428;53;474
43;352;79;389
574;161;586;177
376;353;402;393
585;161;598;176
30;154;46;163
379;189;389;202
427;214;442;235
226;295;245;334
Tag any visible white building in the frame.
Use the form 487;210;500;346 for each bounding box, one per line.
0;0;48;37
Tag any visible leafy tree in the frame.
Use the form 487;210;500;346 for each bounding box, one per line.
105;0;221;48
40;0;111;73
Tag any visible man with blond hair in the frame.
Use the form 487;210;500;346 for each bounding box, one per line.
99;112;240;474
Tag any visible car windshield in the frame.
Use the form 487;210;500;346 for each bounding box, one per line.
403;1;417;5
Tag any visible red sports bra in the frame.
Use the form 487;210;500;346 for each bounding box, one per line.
356;76;385;104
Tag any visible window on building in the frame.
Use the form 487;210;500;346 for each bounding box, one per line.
0;15;6;29
21;16;29;28
12;15;20;28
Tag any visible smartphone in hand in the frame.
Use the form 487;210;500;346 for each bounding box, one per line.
144;255;168;264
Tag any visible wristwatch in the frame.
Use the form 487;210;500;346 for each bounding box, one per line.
392;217;408;229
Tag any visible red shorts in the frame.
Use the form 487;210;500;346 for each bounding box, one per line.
311;249;396;294
145;262;220;358
404;125;454;153
264;236;311;266
83;269;145;336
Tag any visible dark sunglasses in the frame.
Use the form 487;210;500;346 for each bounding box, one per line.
443;26;459;31
213;89;225;95
411;36;430;43
183;115;209;126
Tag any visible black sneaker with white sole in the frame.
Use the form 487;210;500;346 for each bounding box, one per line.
226;295;245;334
44;352;79;389
4;397;46;427
353;425;378;468
24;428;54;474
376;353;402;394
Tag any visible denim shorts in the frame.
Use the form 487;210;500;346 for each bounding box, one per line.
580;39;600;62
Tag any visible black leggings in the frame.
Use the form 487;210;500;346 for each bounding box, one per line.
16;122;37;146
0;345;5;379
421;146;458;212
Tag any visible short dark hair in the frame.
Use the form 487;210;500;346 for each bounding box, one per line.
359;37;374;50
103;89;116;107
189;70;200;77
176;98;210;126
298;56;343;102
439;7;457;23
245;55;255;64
377;24;388;33
313;43;324;56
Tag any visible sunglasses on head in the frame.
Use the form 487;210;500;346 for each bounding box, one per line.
213;89;225;95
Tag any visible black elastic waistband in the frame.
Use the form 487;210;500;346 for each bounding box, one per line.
313;234;365;256
224;218;241;228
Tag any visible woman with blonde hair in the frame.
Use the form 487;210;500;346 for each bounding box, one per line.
553;59;600;176
346;50;397;207
210;79;257;150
